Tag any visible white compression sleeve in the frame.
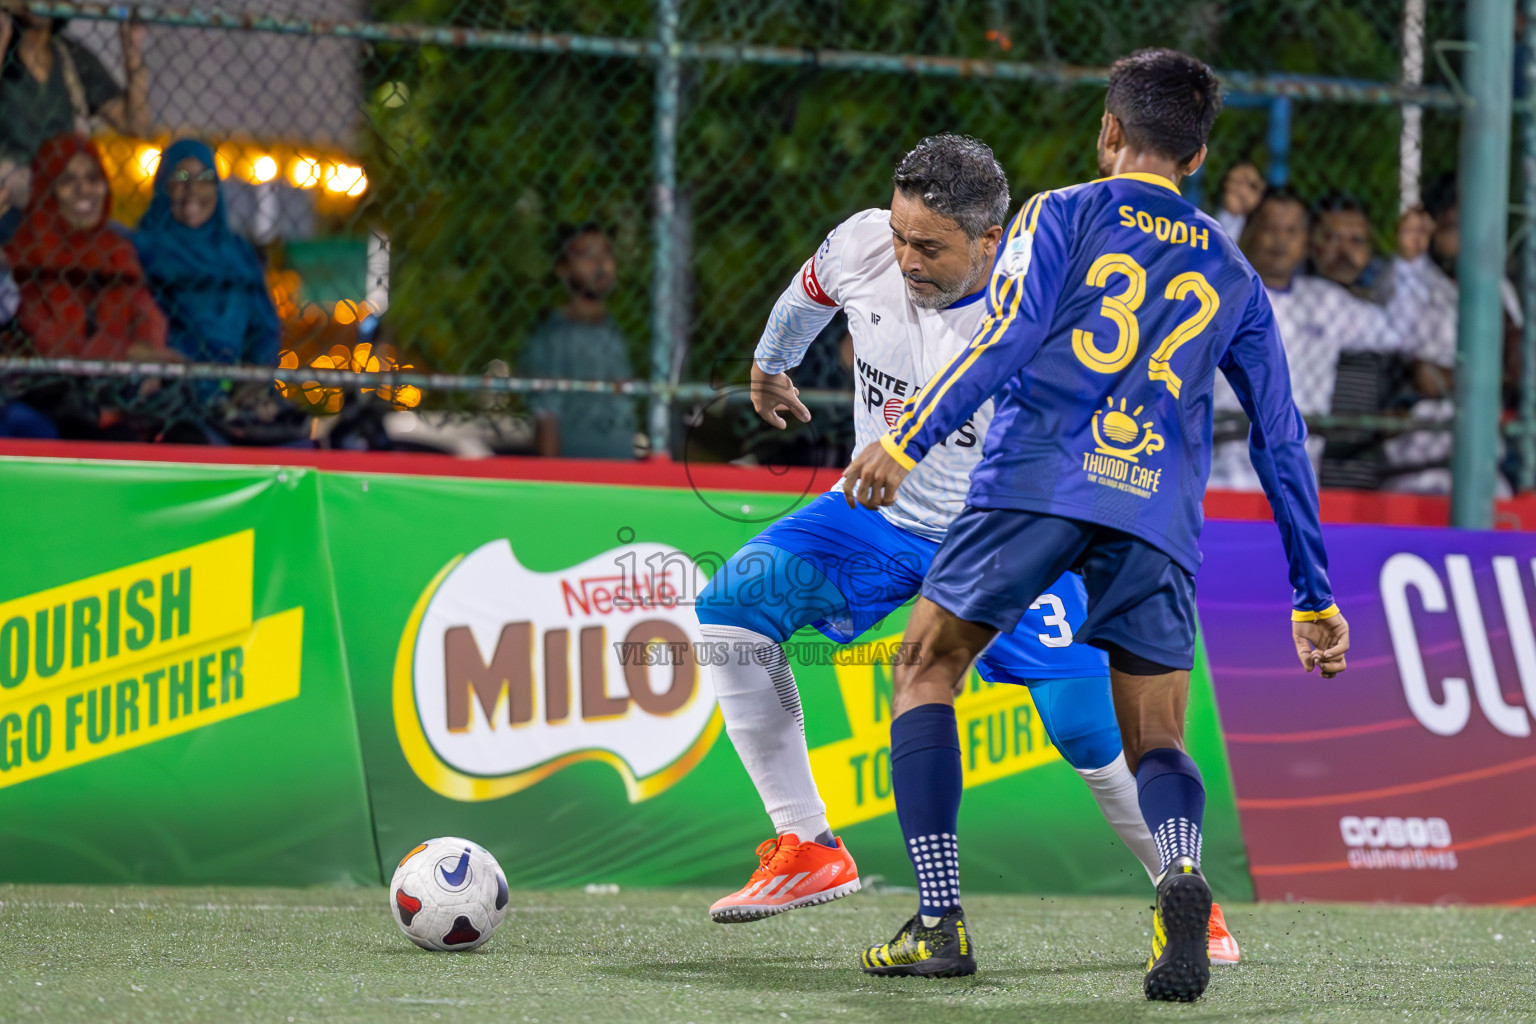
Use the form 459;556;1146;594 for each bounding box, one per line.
699;623;829;837
1077;752;1161;885
752;273;839;375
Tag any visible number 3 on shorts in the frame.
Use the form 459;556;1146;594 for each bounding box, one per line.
1030;593;1073;648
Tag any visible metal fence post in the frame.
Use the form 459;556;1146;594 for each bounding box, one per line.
1451;0;1517;527
1521;0;1536;492
1266;96;1293;187
648;0;682;457
1401;0;1427;211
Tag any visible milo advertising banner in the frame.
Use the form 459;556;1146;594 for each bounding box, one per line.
322;471;1250;900
0;455;1250;896
1199;521;1536;904
0;460;376;884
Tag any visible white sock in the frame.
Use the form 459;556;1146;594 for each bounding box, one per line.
783;813;833;845
1077;752;1160;885
698;623;828;836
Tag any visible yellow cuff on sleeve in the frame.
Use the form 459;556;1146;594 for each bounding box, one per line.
1292;604;1340;622
879;434;918;471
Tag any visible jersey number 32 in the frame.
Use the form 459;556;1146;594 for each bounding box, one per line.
1070;252;1220;399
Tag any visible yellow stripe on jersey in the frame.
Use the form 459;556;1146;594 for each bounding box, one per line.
1026;190;1052;232
890;278;1018;439
896;275;1024;449
891;190;1049;452
990;194;1041;309
891;274;1016;441
878;433;917;471
1090;171;1181;194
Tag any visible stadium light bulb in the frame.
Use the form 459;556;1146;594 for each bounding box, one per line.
347;172;368;198
251;155;278;184
134;145;161;180
289;157;321;189
326;163;365;196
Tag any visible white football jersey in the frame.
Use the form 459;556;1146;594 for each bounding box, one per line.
754;208;991;540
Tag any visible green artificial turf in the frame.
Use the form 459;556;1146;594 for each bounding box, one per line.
0;884;1531;1023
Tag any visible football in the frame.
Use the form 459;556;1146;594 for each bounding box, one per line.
389;837;509;951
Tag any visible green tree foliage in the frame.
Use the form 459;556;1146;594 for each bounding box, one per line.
361;0;1465;377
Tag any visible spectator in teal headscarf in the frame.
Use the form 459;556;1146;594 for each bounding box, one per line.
131;138;279;368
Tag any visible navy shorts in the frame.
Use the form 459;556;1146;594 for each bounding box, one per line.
704;491;1107;679
921;507;1198;671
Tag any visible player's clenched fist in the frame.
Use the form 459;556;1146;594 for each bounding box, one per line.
1292;610;1350;678
842;440;909;509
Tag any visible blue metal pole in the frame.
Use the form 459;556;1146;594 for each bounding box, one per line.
648;0;681;457
1452;0;1517;526
1266;96;1293;186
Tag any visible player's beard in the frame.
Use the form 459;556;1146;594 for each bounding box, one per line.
905;246;989;310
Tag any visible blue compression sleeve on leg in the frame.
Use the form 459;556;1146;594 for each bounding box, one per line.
891;702;963;917
695;542;849;644
1027;674;1123;772
1136;747;1205;873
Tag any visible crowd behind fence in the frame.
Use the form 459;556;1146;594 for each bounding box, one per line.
0;0;1530;503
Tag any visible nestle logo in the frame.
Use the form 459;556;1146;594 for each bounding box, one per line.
561;571;679;618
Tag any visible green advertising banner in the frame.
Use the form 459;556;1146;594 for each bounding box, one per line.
321;471;1252;901
0;456;1249;899
0;460;377;885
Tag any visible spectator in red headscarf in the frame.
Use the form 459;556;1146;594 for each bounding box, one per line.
5;133;166;359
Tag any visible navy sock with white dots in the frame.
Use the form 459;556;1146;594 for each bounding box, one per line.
890;702;963;919
1136;747;1205;874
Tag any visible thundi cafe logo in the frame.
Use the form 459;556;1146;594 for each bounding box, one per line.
393;540;719;802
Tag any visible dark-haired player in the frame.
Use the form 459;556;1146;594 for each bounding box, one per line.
695;134;1237;967
843;49;1349;1002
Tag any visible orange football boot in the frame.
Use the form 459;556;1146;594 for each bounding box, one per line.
709;833;861;923
1208;902;1241;965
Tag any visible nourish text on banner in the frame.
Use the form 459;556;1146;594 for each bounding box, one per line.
0;531;305;786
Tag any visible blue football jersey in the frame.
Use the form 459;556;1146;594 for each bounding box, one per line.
880;173;1335;615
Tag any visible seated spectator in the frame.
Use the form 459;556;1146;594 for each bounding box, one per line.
0;13;148;159
1213;159;1264;240
1311;193;1394;304
132;138;280;366
520;223;638;460
5;134;166;359
1207;188;1395;491
1384;177;1521;494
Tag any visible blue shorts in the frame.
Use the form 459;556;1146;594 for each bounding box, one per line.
921;507;1198;671
702;491;1107;681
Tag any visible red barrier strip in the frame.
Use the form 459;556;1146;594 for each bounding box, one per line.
1;438;1534;526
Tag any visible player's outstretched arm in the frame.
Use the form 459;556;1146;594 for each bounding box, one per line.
1293;611;1349;678
1221;284;1347;676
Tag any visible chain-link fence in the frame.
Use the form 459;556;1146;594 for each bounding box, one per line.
0;0;1527;500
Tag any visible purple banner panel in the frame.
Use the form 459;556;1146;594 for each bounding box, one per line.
1199;521;1536;905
